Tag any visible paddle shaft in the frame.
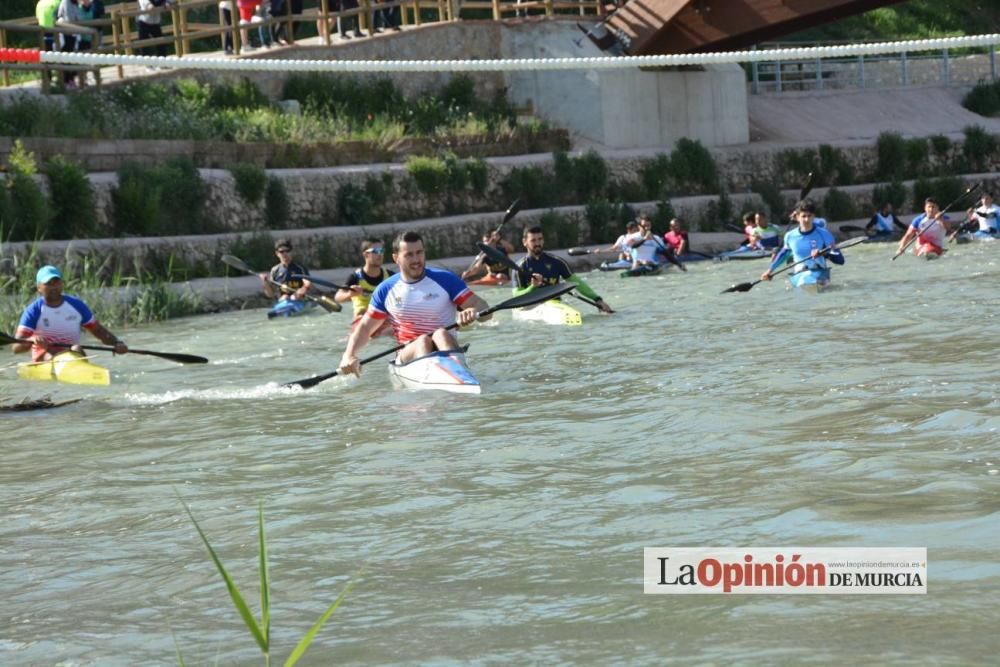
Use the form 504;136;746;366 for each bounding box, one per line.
475;242;607;311
284;282;575;389
221;255;338;311
0;332;208;364
893;184;980;260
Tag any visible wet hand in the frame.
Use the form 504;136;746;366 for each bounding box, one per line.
338;355;361;377
760;271;772;281
113;340;128;355
530;273;543;287
458;307;479;326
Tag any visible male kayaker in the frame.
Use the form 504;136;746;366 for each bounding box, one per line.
514;226;615;313
259;238;313;302
334;237;394;336
896;198;951;258
461;229;515;283
749;212;782;250
970;192;1000;238
866;202;907;239
663;218;690;258
338;231;491;376
11;265;128;361
631;215;686;272
761;200;844;288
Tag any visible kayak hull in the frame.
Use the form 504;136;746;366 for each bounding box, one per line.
620;264;662;278
468;273;511;286
715;248;773;261
598;259;631;271
17;351;111;386
388;349;481;394
511;299;582;326
267;299;317;319
788;269;830;293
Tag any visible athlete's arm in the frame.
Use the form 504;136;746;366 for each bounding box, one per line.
338;313;383;377
89;321;129;354
459;292;491;323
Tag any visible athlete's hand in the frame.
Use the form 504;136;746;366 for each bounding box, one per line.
811;249;821;258
113;340;128;355
760;271;772;282
32;335;50;350
596;298;614;314
458;307;479;326
530;273;543;287
338;355;361;377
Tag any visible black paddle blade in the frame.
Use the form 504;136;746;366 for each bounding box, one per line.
475;242;522;276
502;198;522;224
221;254;255;275
799;172;815;200
567;247;590;256
128;349;209;364
721;281;757;294
289;273;351;292
492;282;575;312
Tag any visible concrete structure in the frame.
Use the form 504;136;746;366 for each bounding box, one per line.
504;21;749;148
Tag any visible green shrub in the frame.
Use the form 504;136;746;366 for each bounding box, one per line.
336;183;373;226
671;138;718;192
158;157;209;235
751;179;786;219
608;179;646;202
779;148;818;187
822;187;857;221
651;199;677;229
440;74;477;111
3;141;50;241
365;174;390;208
912;176;965;212
571;150;609;201
230;162;268;205
466;159;488;196
962;125;997;172
265;176;290;228
207;77;271;111
112;163;161;236
818;144;855;185
585;198;615;244
903;137;930;176
44;155;97;240
442;152;468;192
962;80;1000;117
406;155;448;195
876;132;907;181
872;181;908;212
639;154;672;200
930;134;952;157
226;233;277;272
539;209;577;249
500;165;554;208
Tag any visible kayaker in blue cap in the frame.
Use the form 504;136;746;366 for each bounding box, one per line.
11;265;128;361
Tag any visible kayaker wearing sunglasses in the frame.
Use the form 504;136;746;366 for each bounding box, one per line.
335;237;395;336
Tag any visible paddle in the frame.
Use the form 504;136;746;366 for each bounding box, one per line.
891;184;980;261
0;331;209;364
282;282;576;390
567;247;599;256
946;215;979;243
838;225;867;234
464;199;523;277
289;273;354;292
474;242;612;312
221;255;342;312
721;236;867;294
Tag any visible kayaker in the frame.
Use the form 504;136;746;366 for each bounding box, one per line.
761;200;844;287
259;238;313;302
338;231;492;377
970;192;1000;237
663;218;690;257
334;237;394;336
514;226;615;313
866;202;907;239
896;198;952;258
461;229;515;283
11;265;128;362
749;212;782;250
632;215;686;272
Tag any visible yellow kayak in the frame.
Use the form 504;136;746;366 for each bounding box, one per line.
511;299;583;326
17;351;111;386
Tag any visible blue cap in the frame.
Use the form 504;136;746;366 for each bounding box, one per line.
36;265;62;284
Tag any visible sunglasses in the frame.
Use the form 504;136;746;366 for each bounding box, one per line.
276;248;291;254
365;247;384;254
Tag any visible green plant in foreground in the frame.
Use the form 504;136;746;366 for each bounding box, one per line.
178;497;353;667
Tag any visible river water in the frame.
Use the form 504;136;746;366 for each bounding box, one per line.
2;240;999;665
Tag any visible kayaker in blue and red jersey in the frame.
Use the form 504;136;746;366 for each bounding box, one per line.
11;265;128;362
896;198;951;258
259;238;313;302
761;200;844;287
338;231;492;377
514;226;615;313
334;237;394;337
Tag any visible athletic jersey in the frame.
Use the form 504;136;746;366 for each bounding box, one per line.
15;295;97;362
910;213;950;248
367;267;473;344
973;204;1000;233
663;230;689;254
750;224;781;249
345;267;393;318
484;243;513;275
769;225;842;274
870;212;899;234
269;262;308;291
514;251;573;288
627;233;662;264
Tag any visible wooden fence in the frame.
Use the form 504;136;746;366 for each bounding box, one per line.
1;0;604;92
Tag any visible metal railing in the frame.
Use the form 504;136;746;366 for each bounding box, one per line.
750;45;999;94
1;0;602;90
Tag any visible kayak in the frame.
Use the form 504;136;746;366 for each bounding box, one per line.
955;230;999;243
511;299;582;326
788;268;830;293
267;299;317;319
17;351;111;386
620;264;662;278
388;348;481;394
915;242;945;259
598;259;631;271
714;247;773;261
467;273;511;286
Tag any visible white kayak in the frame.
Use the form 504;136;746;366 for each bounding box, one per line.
510;299;582;326
388;349;481;394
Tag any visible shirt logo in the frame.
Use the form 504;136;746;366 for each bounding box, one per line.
423;292;440;301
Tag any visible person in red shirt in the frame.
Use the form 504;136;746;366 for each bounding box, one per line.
663;218;690;258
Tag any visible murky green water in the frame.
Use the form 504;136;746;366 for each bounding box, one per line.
2;241;999;665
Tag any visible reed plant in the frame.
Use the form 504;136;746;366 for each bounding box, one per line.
177;497;353;667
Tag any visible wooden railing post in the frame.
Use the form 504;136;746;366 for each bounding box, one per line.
178;3;191;55
0;28;9;88
412;0;421;26
360;0;371;35
110;8;124;79
544;0;553;16
319;0;331;45
284;0;295;45
491;0;500;20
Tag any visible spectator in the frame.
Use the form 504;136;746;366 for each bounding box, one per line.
137;0;173;59
236;0;264;50
374;0;401;32
321;0;361;39
269;0;290;45
218;0;235;54
56;0;83;87
36;0;61;52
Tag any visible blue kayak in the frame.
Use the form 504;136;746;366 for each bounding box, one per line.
788;268;830;292
266;299;318;319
